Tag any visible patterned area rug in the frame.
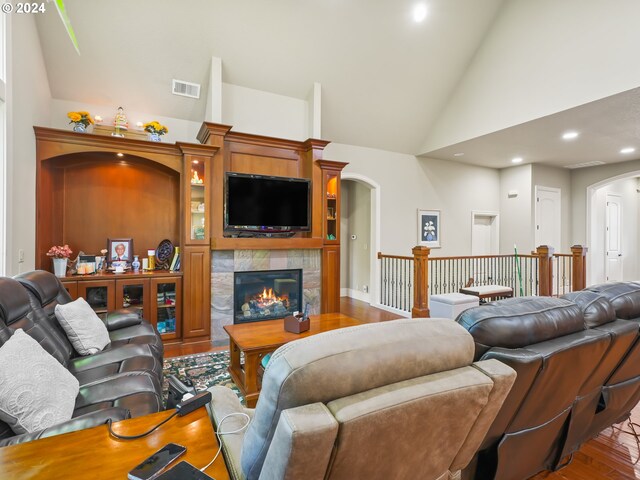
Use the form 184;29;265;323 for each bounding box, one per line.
162;351;243;406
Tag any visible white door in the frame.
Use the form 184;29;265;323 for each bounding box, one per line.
605;193;623;282
471;212;499;283
535;186;561;250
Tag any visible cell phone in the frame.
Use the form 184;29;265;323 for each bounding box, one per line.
127;443;187;480
155;461;214;479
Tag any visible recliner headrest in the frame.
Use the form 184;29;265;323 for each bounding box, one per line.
0;277;31;326
561;291;616;327
14;270;61;306
585;282;640;320
456;296;585;358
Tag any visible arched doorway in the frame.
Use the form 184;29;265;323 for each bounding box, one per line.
586;171;640;285
340;173;380;307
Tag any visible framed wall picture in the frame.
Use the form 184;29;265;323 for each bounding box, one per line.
417;210;441;248
107;238;133;264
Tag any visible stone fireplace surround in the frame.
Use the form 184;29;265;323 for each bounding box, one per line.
211;249;321;344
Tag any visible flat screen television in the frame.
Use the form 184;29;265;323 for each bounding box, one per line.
224;173;311;234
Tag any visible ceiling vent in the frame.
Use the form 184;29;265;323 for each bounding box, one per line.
172;79;200;99
564;161;606;169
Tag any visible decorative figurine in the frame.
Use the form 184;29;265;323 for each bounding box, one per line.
113;106;128;137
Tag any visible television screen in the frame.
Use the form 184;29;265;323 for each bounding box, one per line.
225;173;311;232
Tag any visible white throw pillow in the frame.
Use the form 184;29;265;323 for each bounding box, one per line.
0;329;80;434
54;297;111;355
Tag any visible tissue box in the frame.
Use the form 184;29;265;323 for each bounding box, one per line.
284;314;310;334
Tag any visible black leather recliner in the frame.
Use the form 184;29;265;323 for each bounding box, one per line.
0;274;165;447
457;296;616;479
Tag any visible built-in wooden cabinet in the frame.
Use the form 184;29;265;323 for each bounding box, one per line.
317;160;348;312
35;127;217;345
61;272;182;342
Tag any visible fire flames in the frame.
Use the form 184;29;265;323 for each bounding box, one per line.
256;287;288;309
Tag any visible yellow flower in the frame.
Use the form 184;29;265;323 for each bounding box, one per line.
68;112;81;122
143;120;168;135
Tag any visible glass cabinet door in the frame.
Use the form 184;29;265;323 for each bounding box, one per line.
325;172;339;243
77;280;115;319
151;277;182;340
189;160;206;241
115;278;149;320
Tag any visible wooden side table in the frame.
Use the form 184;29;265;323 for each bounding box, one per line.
459;285;513;302
0;407;229;480
224;313;363;407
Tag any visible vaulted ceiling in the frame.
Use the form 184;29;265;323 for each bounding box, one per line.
34;0;640;169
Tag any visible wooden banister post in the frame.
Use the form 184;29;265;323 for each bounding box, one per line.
412;246;430;318
571;245;588;291
536;245;554;297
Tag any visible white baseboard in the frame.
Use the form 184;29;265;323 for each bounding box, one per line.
341;288;371;303
371;302;411;318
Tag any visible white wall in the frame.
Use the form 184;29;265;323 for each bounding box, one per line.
324;142;501;257
590;178;638;283
49;99;201;144
222;83;308;141
499;165;533;254
532;164;572;252
422;0;640;153
7;15;51;275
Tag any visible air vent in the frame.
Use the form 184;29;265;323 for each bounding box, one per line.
172;79;200;99
564;161;606;169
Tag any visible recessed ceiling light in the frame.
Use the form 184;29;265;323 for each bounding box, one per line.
192;160;199;164
511;157;523;164
413;3;428;22
620;147;636;154
562;131;579;140
453;152;464;157
116;153;124;157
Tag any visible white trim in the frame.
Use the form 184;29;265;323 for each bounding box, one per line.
340;172;381;311
341;288;371;303
371;303;411;318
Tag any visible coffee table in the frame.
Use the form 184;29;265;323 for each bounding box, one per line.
0;407;229;480
224;313;363;407
459;284;513;301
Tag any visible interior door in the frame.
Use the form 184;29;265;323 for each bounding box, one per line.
471;212;499;284
605;193;623;282
535;186;561;250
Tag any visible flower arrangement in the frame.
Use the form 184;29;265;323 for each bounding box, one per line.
143;121;168;136
67;111;94;127
46;244;73;259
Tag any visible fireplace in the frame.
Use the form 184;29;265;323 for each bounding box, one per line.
234;269;303;324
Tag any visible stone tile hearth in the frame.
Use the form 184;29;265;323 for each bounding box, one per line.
210;249;321;344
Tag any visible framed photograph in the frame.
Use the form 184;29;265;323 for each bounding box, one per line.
107;238;133;265
417;210;441;248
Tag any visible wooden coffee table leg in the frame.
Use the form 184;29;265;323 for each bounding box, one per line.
243;352;262;408
227;339;246;397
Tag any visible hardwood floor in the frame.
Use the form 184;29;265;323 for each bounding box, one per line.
165;297;640;479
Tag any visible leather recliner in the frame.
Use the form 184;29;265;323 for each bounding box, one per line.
0;275;164;447
456;296;614;480
208;318;516;480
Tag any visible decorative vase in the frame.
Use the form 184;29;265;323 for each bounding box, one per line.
73;123;87;133
131;255;141;273
148;133;161;142
52;258;68;277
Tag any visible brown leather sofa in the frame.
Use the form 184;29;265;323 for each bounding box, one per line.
456;292;640;480
0;272;164;446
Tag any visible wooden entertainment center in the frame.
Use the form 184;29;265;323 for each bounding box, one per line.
34;123;346;344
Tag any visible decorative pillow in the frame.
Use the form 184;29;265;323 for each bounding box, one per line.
0;329;79;434
54;297;111;355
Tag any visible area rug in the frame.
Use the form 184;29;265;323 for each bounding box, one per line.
162;351;243;406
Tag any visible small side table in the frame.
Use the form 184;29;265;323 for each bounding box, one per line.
459;285;514;302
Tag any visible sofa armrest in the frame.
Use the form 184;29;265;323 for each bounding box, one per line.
259;403;338;480
104;309;142;331
0;407;131;447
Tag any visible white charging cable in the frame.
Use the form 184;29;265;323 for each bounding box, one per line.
200;411;251;475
